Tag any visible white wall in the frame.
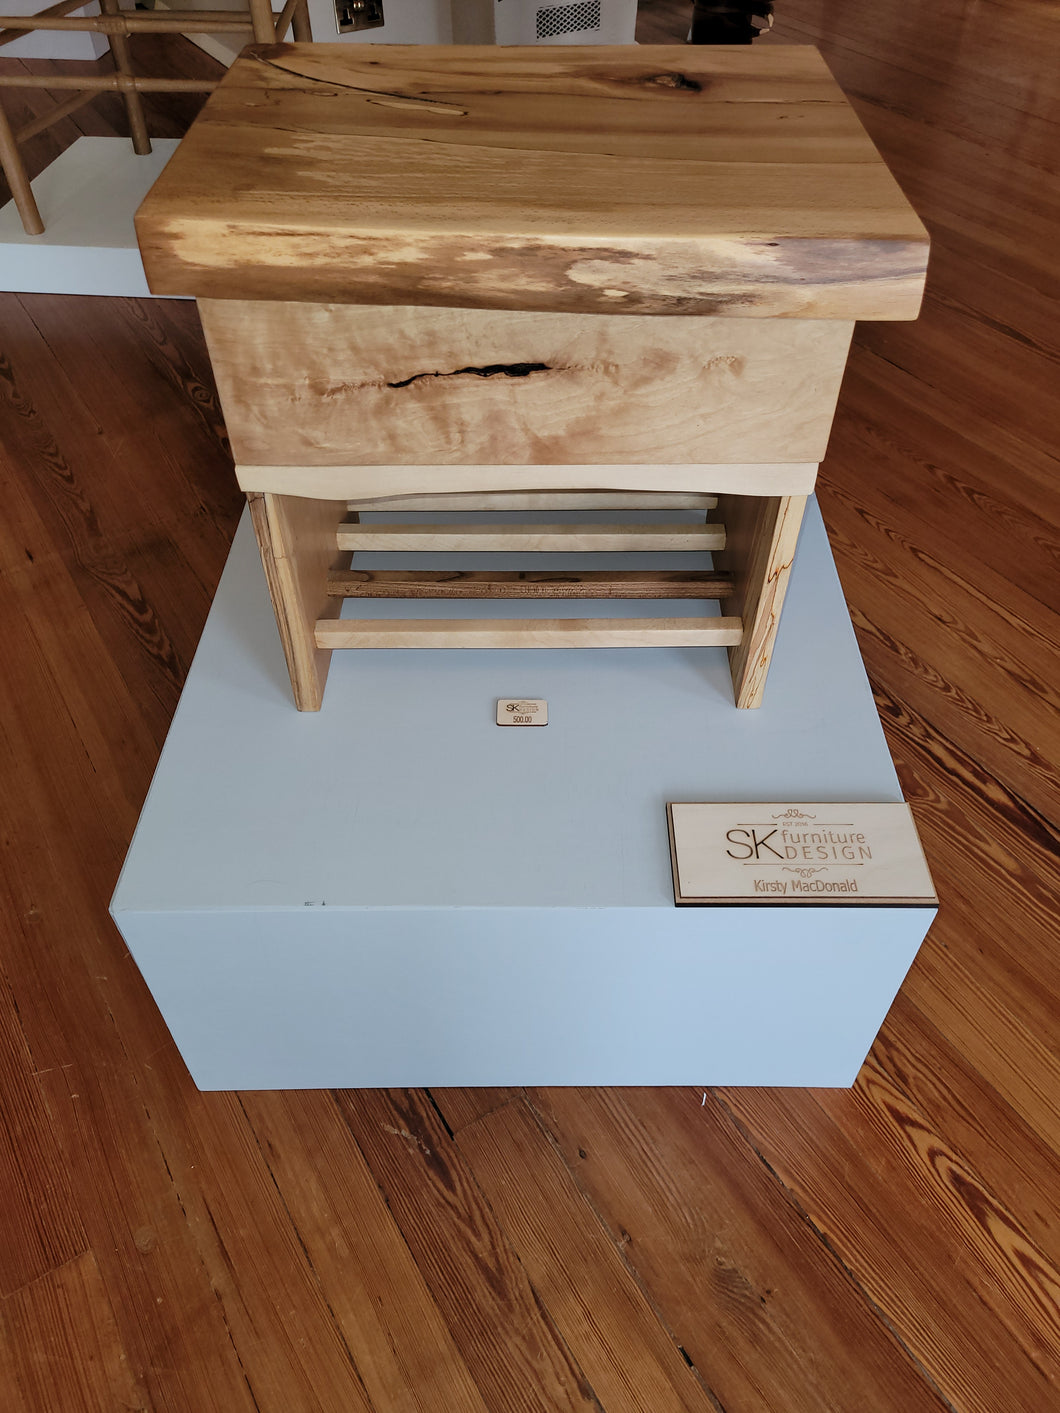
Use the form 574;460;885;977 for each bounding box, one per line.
173;0;636;68
177;0;453;67
0;1;109;59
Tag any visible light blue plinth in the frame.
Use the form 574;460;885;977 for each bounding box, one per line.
111;499;935;1089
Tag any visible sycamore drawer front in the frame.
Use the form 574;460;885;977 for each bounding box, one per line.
198;301;854;469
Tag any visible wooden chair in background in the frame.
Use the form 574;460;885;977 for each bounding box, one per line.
0;0;311;234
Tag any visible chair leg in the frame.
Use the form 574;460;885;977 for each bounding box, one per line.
291;0;313;42
247;0;279;43
98;0;152;155
0;95;44;235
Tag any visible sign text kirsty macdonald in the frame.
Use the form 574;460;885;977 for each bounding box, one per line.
753;875;860;895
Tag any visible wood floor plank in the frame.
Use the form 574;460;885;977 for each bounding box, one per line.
427;1087;524;1134
0;296;214;733
337;1088;602;1413
823;359;1060;620
718;1079;1060;1413
32;1055;261;1413
0;1252;149;1413
863;689;1060;1089
236;1090;491;1413
816;480;1060;821
525;1086;952;1413
455;1096;745;1413
124;1050;379;1413
876;993;1060;1262
0;979;87;1298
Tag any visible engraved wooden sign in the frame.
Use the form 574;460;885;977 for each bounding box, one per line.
667;803;937;906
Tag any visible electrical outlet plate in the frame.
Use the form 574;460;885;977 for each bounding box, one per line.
335;0;384;35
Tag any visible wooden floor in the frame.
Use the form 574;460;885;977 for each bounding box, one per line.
2;5;1059;1410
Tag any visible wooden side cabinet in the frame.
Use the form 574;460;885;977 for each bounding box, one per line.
136;43;928;710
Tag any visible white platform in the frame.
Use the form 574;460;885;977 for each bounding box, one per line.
111;500;935;1089
0;137;178;296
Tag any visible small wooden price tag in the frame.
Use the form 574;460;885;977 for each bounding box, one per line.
497;698;548;727
667;803;937;906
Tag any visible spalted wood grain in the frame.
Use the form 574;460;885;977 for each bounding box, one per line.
198;300;853;466
136;44;928;317
524;1086;953;1413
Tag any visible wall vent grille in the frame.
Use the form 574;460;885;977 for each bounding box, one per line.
536;0;602;39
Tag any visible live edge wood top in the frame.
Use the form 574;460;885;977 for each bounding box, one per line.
135;44;929;318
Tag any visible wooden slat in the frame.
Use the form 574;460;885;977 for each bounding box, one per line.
0;13;259;34
346;492;719;512
0;73;218;91
334;522;725;553
315;616;743;649
237;459;820;501
15;89;96;144
327;569;734;599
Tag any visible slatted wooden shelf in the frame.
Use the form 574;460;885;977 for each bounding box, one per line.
345;492;720;513
314;617;744;650
334;522;727;554
327;569;735;600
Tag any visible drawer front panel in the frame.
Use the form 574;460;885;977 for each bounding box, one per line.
199;301;853;468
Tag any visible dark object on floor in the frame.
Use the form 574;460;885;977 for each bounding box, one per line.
689;0;773;43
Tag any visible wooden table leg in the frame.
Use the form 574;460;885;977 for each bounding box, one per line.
247;492;349;711
712;493;807;708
